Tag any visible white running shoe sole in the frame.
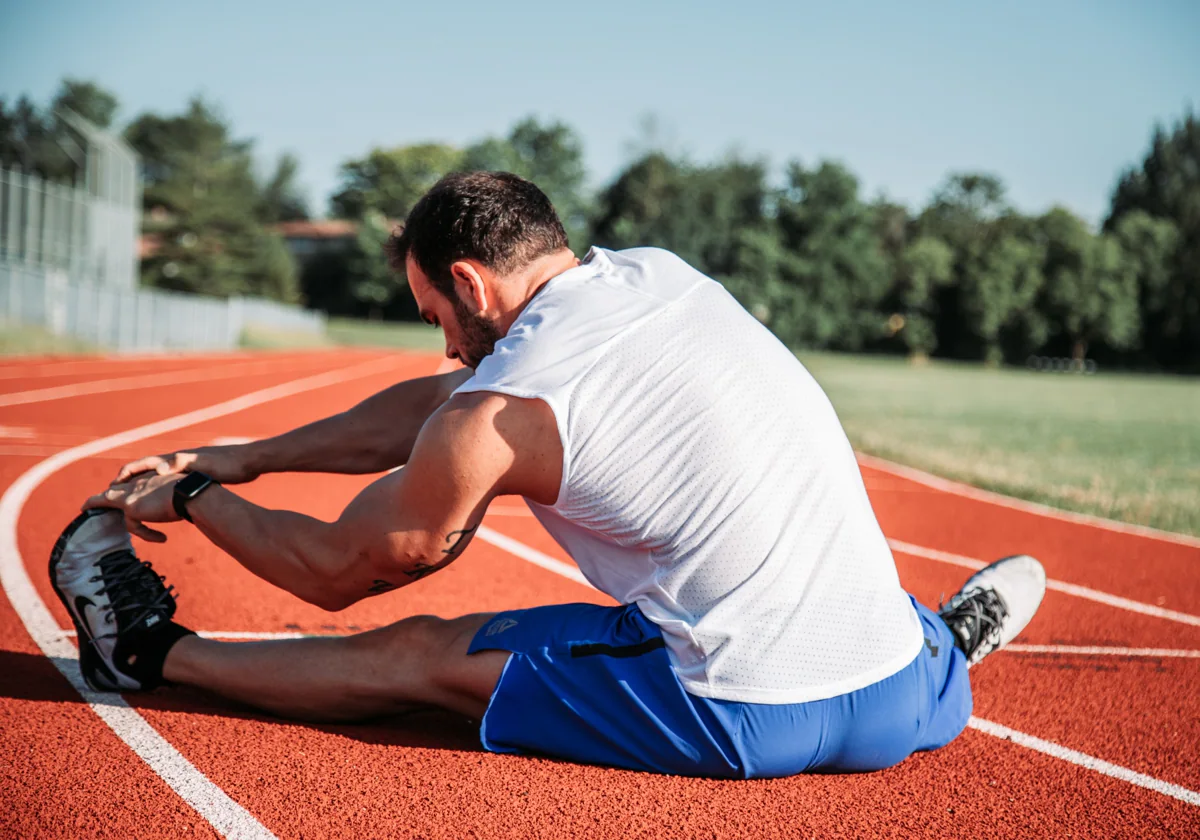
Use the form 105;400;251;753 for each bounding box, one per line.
48;508;144;691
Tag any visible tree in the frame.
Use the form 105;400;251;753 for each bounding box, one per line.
349;209;405;316
916;172;1037;360
1106;112;1200;369
330;143;463;220
1036;208;1138;361
125;98;299;302
1112;210;1179;321
893;235;954;357
52;78;118;130
591;151;770;282
735;161;892;350
258;153;309;222
0;79;121;182
464;117;591;250
964;231;1045;364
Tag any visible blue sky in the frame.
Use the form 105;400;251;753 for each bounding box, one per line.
2;0;1197;224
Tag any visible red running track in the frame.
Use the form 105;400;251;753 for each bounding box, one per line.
1;350;1197;839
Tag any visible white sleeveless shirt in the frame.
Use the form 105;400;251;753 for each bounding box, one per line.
455;247;923;703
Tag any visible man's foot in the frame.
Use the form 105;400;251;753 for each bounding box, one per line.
49;508;194;691
938;554;1046;667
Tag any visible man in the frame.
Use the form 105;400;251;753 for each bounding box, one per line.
52;172;1045;778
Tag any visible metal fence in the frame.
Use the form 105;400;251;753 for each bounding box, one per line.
0;149;140;291
0;260;325;351
0;115;326;352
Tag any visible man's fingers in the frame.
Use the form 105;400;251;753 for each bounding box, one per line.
125;516;167;544
114;456;163;485
156;452;197;475
83;489;120;511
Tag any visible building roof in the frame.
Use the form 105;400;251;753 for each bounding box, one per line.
273;220;359;239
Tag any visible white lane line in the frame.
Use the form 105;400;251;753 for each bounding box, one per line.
57;630;310;641
0;354;406;839
858;453;1200;550
0;352;252;381
967;716;1200;807
1004;644;1200;658
0;356;334;408
888;538;1200;628
479;521;1200;806
61;632;1200;660
476;525;590;586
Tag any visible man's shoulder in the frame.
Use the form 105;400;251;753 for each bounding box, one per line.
433;390;563;505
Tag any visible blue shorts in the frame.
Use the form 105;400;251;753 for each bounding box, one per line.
468;595;972;778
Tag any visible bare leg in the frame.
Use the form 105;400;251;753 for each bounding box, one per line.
162;613;508;722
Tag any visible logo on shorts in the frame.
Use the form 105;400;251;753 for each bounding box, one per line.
485;618;519;636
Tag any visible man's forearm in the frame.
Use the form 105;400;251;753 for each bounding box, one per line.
243;368;471;476
186;484;380;611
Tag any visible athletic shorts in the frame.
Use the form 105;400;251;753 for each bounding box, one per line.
467;595;972;778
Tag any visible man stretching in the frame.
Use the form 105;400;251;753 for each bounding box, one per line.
51;172;1045;778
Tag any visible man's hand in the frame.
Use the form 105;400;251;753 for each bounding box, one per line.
85;472;186;543
114;444;258;486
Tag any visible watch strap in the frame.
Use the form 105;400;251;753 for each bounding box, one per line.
173;471;216;523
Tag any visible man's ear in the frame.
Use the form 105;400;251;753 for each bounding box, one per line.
449;261;490;314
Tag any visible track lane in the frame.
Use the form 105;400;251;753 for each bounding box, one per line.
2;351;419;839
6;349;1200;838
861;463;1200;614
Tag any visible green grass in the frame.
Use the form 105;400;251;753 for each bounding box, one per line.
0;322;98;355
799;352;1200;538
238;324;336;350
326;317;445;351
240;318;446;352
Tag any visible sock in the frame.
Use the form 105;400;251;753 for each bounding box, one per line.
115;621;196;690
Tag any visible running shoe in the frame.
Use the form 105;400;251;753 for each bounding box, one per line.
49;508;189;691
938;554;1046;667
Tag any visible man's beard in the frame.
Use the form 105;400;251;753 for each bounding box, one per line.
452;299;504;369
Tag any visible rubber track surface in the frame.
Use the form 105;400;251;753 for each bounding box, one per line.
2;350;1197;838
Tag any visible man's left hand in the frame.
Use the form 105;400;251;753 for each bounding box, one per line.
84;472;186;543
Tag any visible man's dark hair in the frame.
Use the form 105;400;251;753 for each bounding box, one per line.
385;171;569;300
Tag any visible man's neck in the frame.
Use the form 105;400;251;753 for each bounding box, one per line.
497;249;583;334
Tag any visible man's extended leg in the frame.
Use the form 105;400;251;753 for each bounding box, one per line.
163;614;509;722
50;508;508;721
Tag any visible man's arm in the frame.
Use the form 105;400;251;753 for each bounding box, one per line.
114;368;473;484
92;390;562;610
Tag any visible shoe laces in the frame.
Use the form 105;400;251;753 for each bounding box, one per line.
88;549;176;640
939;586;1009;662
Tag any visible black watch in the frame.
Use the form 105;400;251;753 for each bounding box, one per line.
173;471;217;522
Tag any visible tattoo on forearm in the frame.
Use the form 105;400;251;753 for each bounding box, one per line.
442;525;479;559
399;524;480;583
367;524;480;593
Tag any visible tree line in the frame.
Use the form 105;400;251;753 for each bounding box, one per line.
3;80;1197;371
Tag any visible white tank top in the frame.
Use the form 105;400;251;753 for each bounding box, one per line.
456;247;923;703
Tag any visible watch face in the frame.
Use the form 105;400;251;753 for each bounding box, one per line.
178;471;213;497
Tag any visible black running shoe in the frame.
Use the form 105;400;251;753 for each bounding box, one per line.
49;508;189;691
938;554;1046;667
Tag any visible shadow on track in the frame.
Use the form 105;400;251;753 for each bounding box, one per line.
1;648;483;753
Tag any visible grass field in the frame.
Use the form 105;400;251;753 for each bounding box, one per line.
325;317;445;351
0;323;97;355
801;352;1200;538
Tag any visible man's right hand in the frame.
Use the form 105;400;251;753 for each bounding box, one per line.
113;444;260;486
